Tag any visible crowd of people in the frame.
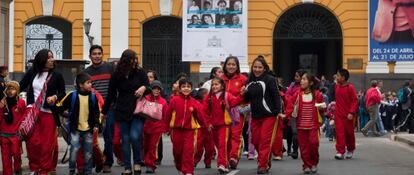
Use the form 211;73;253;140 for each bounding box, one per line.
0;45;414;175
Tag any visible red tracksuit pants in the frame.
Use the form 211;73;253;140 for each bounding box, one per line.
171;129;197;175
76;129;105;171
297;129;319;169
229;115;245;163
271;118;284;157
194;127;215;166
144;132;162;169
251;117;277;169
1;136;22;175
26;111;58;175
212;125;231;168
334;117;356;154
113;120;123;162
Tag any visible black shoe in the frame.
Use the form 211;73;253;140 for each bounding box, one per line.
155;160;161;165
69;170;76;175
14;171;22;175
291;152;298;159
205;164;211;169
95;164;103;173
257;168;269;174
145;168;155;174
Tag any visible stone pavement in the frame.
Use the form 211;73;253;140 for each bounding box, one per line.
391;133;414;148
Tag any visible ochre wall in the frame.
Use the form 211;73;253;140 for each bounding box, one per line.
13;0;84;72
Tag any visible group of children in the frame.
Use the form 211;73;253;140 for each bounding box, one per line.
0;62;360;175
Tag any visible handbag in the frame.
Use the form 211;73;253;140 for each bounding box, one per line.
133;97;163;121
18;73;52;140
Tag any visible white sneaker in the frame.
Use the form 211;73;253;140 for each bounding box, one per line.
273;156;282;161
242;151;249;156
345;151;353;159
218;165;229;174
334;153;344;160
311;166;318;174
303;167;311;174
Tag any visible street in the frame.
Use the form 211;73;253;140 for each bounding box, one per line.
8;133;414;175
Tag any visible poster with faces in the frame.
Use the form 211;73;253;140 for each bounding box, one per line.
183;0;247;62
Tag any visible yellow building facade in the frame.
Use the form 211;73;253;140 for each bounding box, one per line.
6;0;412;90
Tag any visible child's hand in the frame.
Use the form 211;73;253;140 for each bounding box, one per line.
207;124;213;132
278;113;286;118
347;113;353;120
240;86;247;96
46;95;58;105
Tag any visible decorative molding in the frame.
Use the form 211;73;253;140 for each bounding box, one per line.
395;62;414;73
302;0;314;3
160;0;172;16
42;0;53;16
365;62;389;74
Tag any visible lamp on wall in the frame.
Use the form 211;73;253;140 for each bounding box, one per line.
83;18;94;46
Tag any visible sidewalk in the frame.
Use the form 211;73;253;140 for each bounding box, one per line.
390;133;414;148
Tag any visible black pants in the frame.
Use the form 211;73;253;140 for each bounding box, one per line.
242;120;249;152
156;137;163;162
285;119;298;153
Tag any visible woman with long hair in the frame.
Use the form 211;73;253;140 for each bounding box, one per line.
201;67;224;93
20;49;66;175
243;56;282;174
220;56;247;169
102;49;149;175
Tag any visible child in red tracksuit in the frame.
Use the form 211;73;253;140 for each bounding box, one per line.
143;80;168;173
164;79;210;175
272;91;287;160
194;88;215;169
285;73;325;174
0;81;26;175
203;78;242;174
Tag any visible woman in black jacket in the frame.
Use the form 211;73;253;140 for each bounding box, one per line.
102;49;149;175
243;56;282;174
19;49;66;175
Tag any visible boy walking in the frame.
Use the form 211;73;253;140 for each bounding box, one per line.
56;73;100;175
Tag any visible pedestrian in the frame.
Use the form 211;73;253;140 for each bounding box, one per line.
56;73;100;175
396;81;412;132
201;67;224;93
285;70;306;159
362;80;382;137
358;90;369;130
220;56;247;169
243;56;282;174
0;81;26;175
164;78;210;175
0;66;9;100
285;72;325;174
143;80;168;174
202;78;242;174
271;89;287;161
82;45;111;173
194;88;215;169
102;49;149;175
20;49;66;175
333;68;358;160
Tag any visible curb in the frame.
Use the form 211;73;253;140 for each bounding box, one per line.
390;134;414;148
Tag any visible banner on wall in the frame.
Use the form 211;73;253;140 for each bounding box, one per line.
182;0;248;62
369;0;414;62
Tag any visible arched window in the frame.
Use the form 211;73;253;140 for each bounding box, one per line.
25;17;71;68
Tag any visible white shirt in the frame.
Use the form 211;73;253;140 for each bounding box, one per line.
201;79;212;93
32;72;51;113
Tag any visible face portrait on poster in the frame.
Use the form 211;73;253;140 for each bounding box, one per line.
183;0;247;62
369;0;414;62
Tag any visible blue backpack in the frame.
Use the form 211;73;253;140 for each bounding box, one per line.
397;88;407;104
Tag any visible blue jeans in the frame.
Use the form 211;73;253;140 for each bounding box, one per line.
324;118;334;139
376;113;386;135
103;109;115;166
119;117;144;170
69;131;93;174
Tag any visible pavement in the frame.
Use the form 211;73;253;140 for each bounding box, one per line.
390;133;414;147
2;134;414;175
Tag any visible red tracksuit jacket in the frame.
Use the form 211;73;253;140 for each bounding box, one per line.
0;99;27;134
165;95;208;130
202;92;242;126
221;74;247;98
143;94;168;134
334;83;358;118
285;90;325;129
365;87;381;108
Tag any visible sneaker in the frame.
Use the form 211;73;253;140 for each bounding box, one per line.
303;168;311;174
257;167;269;174
229;158;238;169
14;171;22;175
217;165;229;174
205;164;211;169
242;151;249;156
102;165;111;173
248;154;256;160
155;160;161;165
291;152;298;159
311;166;318;174
95;164;103;173
361;129;368;137
27;172;38;175
145;167;155;174
334;153;344;160
345;151;353;159
273;156;282;161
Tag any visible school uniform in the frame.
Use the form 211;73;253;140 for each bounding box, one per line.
194;100;215;168
164;95;208;175
272;91;287;158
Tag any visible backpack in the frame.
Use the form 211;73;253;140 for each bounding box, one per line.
397;88;407;104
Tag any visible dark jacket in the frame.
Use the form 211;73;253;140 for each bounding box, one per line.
245;73;282;118
56;91;100;133
19;69;66;125
102;68;149;121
